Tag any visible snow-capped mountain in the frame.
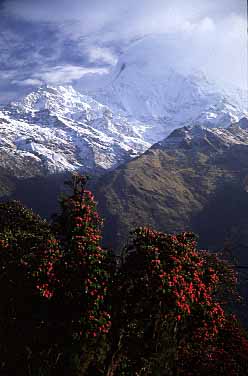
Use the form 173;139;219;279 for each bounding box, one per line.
0;85;149;175
87;35;247;143
0;35;247;176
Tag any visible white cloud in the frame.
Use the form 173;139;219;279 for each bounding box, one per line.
11;65;109;87
12;78;44;86
4;0;245;37
34;65;109;85
87;47;117;65
0;71;17;80
2;0;247;91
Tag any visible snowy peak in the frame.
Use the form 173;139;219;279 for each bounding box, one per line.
11;85;149;141
156;117;248;151
12;85;109;122
89;35;247;143
1;32;247;177
0;86;150;175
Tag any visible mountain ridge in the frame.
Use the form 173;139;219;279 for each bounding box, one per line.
0;85;149;175
92;118;248;257
88;35;247;142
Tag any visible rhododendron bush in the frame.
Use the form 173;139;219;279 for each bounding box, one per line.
0;176;113;375
106;228;247;375
0;175;247;375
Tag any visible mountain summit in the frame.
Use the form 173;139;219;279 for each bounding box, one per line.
90;35;247;143
0;85;149;175
0;35;247;177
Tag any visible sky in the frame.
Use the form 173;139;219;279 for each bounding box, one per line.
0;0;247;103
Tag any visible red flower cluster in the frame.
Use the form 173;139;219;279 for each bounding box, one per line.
66;184;111;338
34;237;62;299
0;239;8;249
34;175;112;340
123;228;236;343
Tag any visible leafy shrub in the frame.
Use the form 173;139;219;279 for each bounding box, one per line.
0;175;247;375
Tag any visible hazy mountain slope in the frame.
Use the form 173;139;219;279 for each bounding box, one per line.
1;117;248;264
93;118;248;260
0;35;247;241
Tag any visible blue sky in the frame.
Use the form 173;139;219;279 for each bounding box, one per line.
0;0;247;103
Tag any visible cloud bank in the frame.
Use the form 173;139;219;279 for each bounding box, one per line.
0;0;247;102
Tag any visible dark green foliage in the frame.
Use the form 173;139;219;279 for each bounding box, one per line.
0;201;56;375
106;228;246;376
0;177;247;375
